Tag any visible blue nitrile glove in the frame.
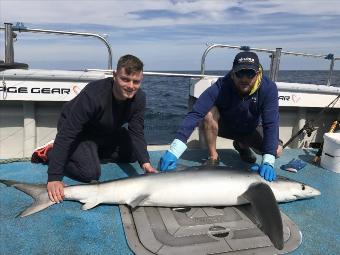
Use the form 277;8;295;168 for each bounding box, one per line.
159;139;187;171
159;151;177;171
250;154;276;181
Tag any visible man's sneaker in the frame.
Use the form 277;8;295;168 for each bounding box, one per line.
31;140;54;163
202;157;220;167
233;141;257;164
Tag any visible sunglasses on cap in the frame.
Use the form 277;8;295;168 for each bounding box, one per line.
234;69;257;79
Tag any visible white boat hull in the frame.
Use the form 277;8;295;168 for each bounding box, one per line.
0;70;339;158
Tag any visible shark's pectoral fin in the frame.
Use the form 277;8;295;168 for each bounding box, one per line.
242;182;284;250
128;194;149;208
80;199;100;210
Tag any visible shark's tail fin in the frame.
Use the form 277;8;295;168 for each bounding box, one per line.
0;179;55;217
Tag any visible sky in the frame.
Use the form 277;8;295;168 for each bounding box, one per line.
0;0;340;71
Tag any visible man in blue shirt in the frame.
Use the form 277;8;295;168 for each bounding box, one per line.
159;52;282;181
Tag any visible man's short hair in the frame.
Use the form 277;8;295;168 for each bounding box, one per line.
117;55;144;74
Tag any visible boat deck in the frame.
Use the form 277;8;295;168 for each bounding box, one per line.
0;149;339;255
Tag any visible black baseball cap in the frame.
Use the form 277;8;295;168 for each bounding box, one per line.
232;52;260;72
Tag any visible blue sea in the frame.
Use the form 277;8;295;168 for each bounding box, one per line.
143;70;340;144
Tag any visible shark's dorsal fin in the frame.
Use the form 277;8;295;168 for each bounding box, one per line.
242;182;284;250
175;164;191;171
129;194;149;208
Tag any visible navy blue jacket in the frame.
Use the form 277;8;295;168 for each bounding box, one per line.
48;77;149;181
176;72;279;156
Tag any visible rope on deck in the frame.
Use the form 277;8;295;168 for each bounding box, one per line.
0;157;31;164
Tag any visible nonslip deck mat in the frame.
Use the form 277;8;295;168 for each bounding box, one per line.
120;205;302;255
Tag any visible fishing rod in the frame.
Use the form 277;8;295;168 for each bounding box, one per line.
283;94;340;149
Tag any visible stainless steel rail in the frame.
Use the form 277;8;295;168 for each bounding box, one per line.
200;43;338;86
86;69;219;78
0;22;113;69
4;23;14;63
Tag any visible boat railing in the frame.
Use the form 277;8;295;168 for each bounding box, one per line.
86;69;219;79
200;43;338;86
1;23;339;85
0;22;113;69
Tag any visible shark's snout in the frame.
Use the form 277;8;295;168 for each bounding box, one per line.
311;188;321;197
305;186;321;198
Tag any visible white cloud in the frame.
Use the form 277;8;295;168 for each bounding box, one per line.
248;0;340;16
1;0;339;70
2;0;338;27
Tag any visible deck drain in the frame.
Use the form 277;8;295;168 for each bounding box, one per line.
209;226;230;238
172;207;191;213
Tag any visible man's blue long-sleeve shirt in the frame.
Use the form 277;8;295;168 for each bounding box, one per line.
176;72;279;156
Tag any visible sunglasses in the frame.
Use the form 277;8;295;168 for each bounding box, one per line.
234;69;257;79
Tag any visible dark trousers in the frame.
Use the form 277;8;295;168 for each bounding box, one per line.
51;128;136;183
218;119;278;155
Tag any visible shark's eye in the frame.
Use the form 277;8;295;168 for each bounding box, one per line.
302;184;305;190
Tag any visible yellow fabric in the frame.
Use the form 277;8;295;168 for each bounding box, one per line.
249;66;263;96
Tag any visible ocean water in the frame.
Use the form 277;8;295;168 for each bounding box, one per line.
143;70;340;144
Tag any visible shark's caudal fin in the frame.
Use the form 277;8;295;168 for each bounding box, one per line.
242;182;284;250
0;179;55;217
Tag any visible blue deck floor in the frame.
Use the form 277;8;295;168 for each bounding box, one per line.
0;149;339;255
